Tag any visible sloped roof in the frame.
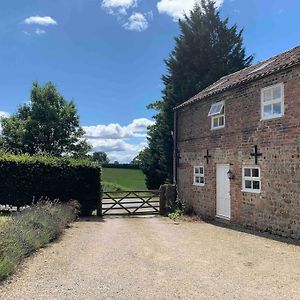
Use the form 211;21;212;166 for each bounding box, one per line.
175;45;300;110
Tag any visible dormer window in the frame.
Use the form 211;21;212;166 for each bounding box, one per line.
208;101;225;129
261;83;284;120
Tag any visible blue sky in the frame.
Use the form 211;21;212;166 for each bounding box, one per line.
0;0;300;162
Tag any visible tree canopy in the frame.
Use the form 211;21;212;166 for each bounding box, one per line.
92;151;109;164
140;0;253;189
0;82;91;157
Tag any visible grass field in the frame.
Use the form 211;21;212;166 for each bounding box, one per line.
102;168;147;191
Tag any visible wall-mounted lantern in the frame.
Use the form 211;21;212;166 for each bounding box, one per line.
227;169;234;180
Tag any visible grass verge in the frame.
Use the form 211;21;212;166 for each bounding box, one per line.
102;168;147;190
0;201;79;281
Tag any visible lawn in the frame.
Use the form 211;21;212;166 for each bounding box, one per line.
102;168;147;191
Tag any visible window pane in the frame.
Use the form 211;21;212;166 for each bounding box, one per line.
252;168;259;177
213;117;219;127
208;101;224;116
199;167;204;174
195;168;199;174
195;176;200;183
273;102;282;115
253;181;260;190
200;177;204;184
263;104;272;117
244;168;251;177
273;86;281;99
219;116;224;126
263;89;272;101
245;180;252;189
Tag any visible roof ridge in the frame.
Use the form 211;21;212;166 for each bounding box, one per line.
175;44;300;110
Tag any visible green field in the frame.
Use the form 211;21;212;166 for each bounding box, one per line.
102;168;147;191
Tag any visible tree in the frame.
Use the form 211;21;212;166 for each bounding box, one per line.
92;151;109;164
131;154;142;166
0;82;91;157
140;0;253;189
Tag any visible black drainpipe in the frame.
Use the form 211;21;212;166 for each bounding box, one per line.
173;109;178;185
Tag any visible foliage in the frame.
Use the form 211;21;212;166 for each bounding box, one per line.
92;151;109;164
102;167;146;191
0;82;91;157
102;163;140;170
0;153;101;215
102;182;127;192
131;154;142;166
168;209;183;220
0;201;78;281
140;0;253;189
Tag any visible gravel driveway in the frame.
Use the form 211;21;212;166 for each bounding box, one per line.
1;216;300;299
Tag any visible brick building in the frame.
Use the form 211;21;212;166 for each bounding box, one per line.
174;46;300;238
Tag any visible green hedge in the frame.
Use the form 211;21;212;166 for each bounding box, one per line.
0;154;101;215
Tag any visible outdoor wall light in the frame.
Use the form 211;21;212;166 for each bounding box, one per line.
227;170;234;180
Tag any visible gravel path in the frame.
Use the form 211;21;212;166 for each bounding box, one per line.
1;216;300;299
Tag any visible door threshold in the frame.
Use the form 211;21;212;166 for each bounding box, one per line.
215;215;231;221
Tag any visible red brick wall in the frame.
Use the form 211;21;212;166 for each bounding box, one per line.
176;65;300;238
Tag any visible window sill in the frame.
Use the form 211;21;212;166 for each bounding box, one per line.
193;183;205;187
241;189;261;194
261;114;284;121
211;126;225;131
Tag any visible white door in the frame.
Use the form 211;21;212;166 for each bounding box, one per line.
216;164;231;220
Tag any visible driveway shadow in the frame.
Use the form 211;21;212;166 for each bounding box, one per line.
208;219;300;246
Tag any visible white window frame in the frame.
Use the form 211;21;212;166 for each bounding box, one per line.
211;107;225;130
208;101;224;116
193;166;205;186
261;83;284;120
242;166;261;193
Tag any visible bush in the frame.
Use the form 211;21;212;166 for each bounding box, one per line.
102;181;127;192
0;201;78;281
0;153;101;215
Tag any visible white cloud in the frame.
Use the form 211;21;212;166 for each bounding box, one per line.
157;0;224;20
83;118;154;163
24;16;57;26
123;12;149;31
101;0;152;31
35;28;46;35
0;111;9;135
0;111;9;118
101;0;137;15
83;118;154;139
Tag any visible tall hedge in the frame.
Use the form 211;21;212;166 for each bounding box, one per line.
0;154;101;215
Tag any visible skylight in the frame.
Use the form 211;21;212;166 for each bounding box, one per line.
208;101;224;116
249;59;275;74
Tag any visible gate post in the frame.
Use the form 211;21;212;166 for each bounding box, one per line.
159;184;177;215
97;196;102;217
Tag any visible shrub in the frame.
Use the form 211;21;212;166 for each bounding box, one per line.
0;201;78;281
0;153;101;215
102;181;127;192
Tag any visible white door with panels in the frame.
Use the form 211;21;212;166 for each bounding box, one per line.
216;164;231;220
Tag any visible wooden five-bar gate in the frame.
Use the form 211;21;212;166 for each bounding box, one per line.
100;190;160;216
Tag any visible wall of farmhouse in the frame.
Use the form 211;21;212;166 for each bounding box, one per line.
176;65;300;238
